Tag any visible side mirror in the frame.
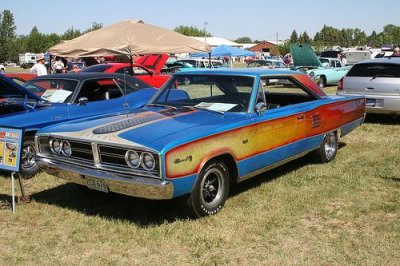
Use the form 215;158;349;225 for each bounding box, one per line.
255;102;267;115
77;97;88;106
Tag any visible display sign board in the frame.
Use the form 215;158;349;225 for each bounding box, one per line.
0;127;24;172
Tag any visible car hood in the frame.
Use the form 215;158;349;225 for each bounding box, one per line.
0;103;67;129
135;54;169;74
1;74;42;101
290;44;321;67
38;108;247;152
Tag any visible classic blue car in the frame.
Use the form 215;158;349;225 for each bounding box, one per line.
290;44;351;88
0;73;157;176
35;69;365;217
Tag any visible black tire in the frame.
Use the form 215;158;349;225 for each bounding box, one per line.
20;137;40;178
184;161;230;217
316;76;326;89
314;131;338;163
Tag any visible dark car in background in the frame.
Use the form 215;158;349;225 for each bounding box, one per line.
337;58;400;117
0;73;157;176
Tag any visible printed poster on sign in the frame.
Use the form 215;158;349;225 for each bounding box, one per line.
0;127;24;172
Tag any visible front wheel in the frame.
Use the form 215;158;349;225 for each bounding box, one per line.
20;138;40;178
314;131;338;163
184;161;230;217
316;76;326;89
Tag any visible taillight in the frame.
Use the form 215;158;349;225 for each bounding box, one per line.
337;77;344;92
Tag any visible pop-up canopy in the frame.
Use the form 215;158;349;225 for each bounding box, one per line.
192;45;256;57
49;19;210;57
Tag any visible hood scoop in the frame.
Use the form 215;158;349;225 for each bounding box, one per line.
92;113;165;134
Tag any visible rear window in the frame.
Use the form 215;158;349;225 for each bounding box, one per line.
347;63;400;78
81;64;112;73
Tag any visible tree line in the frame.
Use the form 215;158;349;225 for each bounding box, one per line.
1;8;399;63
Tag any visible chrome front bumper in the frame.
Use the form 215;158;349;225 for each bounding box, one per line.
36;156;174;200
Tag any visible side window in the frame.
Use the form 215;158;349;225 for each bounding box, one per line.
78;79;122;102
115;79;136;95
259;77;317;110
115;67;130;74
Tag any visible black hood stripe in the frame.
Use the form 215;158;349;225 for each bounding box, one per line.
92;109;193;135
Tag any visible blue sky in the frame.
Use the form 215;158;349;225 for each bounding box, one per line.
2;0;399;41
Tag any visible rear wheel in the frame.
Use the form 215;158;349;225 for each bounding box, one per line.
314;131;338;163
184;161;230;217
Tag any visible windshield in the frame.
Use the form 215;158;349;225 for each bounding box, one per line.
24;79;78;103
0;78;32;100
150;74;255;113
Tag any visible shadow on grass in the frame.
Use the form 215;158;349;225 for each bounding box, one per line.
29;147;344;224
31;183;188;225
364;114;400;125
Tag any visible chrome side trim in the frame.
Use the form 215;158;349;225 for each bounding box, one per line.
37;157;173;200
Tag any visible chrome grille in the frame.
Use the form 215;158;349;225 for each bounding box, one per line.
37;136;160;179
69;141;94;162
98;144;160;178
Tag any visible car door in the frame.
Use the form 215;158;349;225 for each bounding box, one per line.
332;59;349;83
241;76;309;176
66;78;127;119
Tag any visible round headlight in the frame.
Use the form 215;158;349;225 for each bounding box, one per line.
308;71;315;79
61;141;72;157
140;152;155;170
125;150;140;168
50;138;61;154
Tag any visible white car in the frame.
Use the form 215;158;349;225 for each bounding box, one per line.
337;58;400;117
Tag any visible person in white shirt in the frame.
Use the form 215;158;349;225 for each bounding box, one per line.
53;57;65;73
30;57;47;76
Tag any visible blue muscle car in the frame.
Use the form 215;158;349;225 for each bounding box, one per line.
0;73;157;176
35;69;365;217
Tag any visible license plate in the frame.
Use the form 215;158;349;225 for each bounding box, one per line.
86;177;109;193
366;98;376;107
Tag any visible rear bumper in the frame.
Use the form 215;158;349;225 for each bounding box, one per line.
36;156;174;200
338;93;400;114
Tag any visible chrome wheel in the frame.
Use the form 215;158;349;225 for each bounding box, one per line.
201;167;224;207
21;142;36;169
185;161;230;217
314;131;338;163
324;132;337;161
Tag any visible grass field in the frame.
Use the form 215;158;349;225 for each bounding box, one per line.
0;77;399;264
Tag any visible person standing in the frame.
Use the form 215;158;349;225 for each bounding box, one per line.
53;57;65;73
30;56;47;76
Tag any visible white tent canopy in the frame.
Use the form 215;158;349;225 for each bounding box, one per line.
49;19;210;57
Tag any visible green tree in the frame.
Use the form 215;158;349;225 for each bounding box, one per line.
299;31;311;44
62;26;81;40
173;25;211;37
0;9;17;62
83;22;103;33
289;30;298;44
234;37;252;43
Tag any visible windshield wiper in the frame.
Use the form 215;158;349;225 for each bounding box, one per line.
182;105;224;115
371;74;394;80
146;103;177;110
